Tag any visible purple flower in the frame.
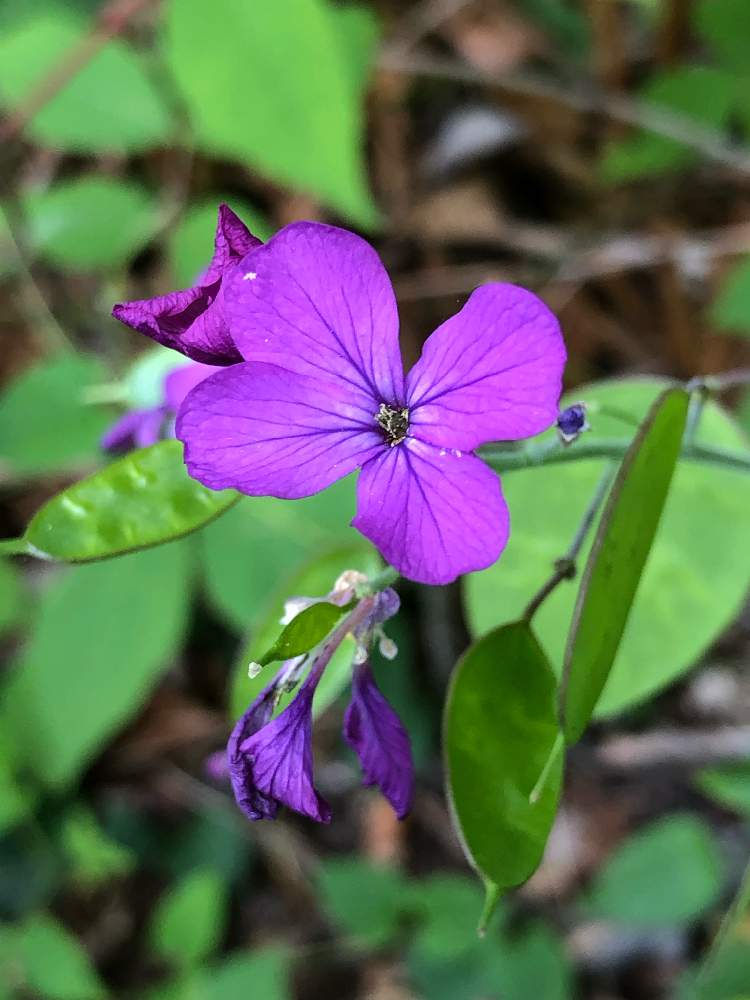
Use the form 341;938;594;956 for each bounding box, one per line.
101;360;217;454
228;590;411;824
112;204;262;365
344;660;414;819
176;223;566;585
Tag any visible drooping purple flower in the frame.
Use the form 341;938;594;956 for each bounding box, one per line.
226;676;282;821
344;660;414;819
236;663;332;823
176;222;566;585
112;205;262;365
101;360;218;454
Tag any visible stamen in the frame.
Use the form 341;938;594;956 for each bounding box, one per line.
376;403;409;446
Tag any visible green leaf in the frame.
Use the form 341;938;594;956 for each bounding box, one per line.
0;12;170;152
694;0;750;70
200;476;360;631
230;544;381;720
0;558;24;636
0;752;34;833
121;347;186;409
407;875;488;959
150;868;227;969
163;0;378;225
0;354;110;477
561;387;689;743
317;858;408;948
18;914;106;1000
203;950;290;1000
330;3;382;91
680;940;750;1000
255;601;347;668
586;815;725;926
24;177;158;270
444;621;563;904
711;256;750;336
0;203;19;280
169;199;273;288
601;67;736;182
466;379;750;718
696;763;750;817
23;440;237;561
59;807;135;889
1;542;190;788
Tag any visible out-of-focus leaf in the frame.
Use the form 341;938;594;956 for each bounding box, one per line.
23;440;237;561
255;602;347;668
230;544;381;719
145;950;290;1000
122;348;182;409
444;622;562;911
330;3;382;90
0;753;34;833
586;815;725;926
680;940;750;999
169;199;273;288
600;68;735;182
200;477;360;632
561;387;689;744
694;0;750;70
164;0;378;225
59;807;135;888
0;12;170;152
24;177;158;270
710;256;750;337
0;354;110;477
1;543;190;788
696;763;750;817
150;868;227;969
466;379;750;717
317;858;408;948
518;0;590;58
408;919;572;1000
18;914;106;999
0;204;19;280
407;875;488;959
0;559;24;635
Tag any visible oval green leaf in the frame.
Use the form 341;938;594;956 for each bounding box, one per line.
444;621;563;903
561;387;689;743
255;601;348;668
23;440;237;561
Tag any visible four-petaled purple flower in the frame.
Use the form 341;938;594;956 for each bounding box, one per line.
112;204;262;365
175;222;566;584
101;360;218;454
227;587;413;823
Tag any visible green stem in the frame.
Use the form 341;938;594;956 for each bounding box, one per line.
366;565;400;593
0;538;29;557
480;436;750;476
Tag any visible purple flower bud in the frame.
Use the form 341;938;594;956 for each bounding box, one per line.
556;403;588;443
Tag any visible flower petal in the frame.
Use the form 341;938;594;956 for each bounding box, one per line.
176;361;384;498
225;222;404;408
344;661;414;819
406;284;566;450
352;439;509;585
228;680;280;821
112;205;261;365
163;361;219;411
100;407;166;453
240;671;331;823
203;203;262;283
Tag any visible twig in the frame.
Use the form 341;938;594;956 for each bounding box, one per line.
522;463;616;622
380;49;750;176
598;726;750;769
0;0;158;145
387;0;476;55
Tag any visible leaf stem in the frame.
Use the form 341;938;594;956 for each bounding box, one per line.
366;565;400;593
480;436;750;476
522;463;616;622
0;537;29;557
529;730;565;805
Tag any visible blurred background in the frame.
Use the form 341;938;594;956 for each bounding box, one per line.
2;0;750;997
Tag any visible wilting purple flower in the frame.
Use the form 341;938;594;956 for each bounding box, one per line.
228;589;410;824
557;402;588;444
344;660;414;819
176;222;566;585
112;204;261;365
101;360;217;454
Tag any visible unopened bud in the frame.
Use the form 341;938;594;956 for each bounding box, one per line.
556;403;589;444
247;661;262;679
